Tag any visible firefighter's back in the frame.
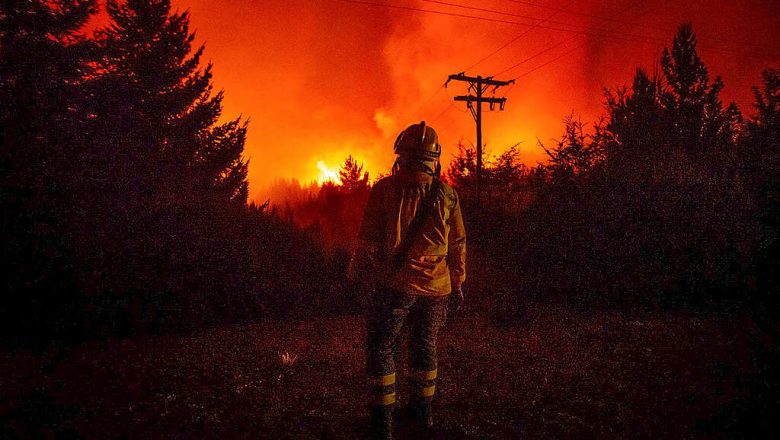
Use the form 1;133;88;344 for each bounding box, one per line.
362;170;466;296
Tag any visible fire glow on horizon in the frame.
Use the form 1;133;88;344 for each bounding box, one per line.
316;160;342;185
155;0;779;200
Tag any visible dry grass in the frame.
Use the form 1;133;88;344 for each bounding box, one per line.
0;304;766;439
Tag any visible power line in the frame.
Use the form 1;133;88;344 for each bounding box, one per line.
335;0;775;59
419;0;668;47
338;0;651;45
499;0;775;52
422;0;598;32
493;2;638;78
493;32;579;77
501;0;653;31
503;3;641;81
430;103;453;123
422;0;770;58
444;85;470;113
512;42;582;81
445;73;514;200
428;4;634;160
460;4;564;72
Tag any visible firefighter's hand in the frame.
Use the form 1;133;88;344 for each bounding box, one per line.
449;288;464;314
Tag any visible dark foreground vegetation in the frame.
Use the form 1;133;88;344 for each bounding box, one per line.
1;0;778;438
0;308;768;439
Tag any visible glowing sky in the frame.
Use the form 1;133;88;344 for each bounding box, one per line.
165;0;779;199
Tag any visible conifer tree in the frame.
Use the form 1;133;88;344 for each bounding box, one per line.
541;116;600;177
489;144;525;189
93;0;248;206
0;0;97;342
447;142;478;188
1;0;96;189
338;155;369;194
745;69;780;304
605;69;663;154
660;24;739;151
75;0;252;332
749;69;780;141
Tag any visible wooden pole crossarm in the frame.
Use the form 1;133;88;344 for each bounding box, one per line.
446;71;515;203
453;96;507;105
447;73;515;87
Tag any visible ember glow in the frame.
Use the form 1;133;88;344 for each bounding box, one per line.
155;0;779;200
317;161;342;185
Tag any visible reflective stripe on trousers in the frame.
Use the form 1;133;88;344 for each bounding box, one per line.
410;368;437;398
366;289;448;405
367;372;397;406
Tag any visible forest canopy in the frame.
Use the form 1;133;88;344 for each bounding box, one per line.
1;2;777;346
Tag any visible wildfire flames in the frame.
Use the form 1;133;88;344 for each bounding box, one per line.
156;0;778;201
317;160;342;185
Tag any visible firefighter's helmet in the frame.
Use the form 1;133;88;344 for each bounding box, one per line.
393;121;441;159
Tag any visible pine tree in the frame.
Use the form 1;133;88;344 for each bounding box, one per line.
660;24;739;152
489;144;525;189
541;115;600;177
745;69;780;305
750;69;780;139
75;0;252;332
1;0;96;188
92;0;248;206
338;155;369;194
0;0;97;343
447;141;478;188
605;69;663;154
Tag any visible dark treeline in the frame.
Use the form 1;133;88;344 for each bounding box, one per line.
266;155;371;251
445;30;780;428
0;0;348;346
456;25;778;319
1;0;777;350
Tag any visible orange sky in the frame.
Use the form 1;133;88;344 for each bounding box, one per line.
164;0;779;200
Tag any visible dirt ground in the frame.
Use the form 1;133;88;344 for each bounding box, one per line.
0;303;768;439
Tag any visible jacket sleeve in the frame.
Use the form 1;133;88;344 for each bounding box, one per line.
349;182;385;282
446;189;466;290
358;182;385;248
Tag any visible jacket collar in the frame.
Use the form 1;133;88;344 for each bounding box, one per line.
397;170;434;184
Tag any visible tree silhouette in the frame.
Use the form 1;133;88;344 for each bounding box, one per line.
660;24;737;152
541;115;603;178
744;69;780;307
452;24;768;310
750;69;780;138
603;69;663;165
93;0;248;206
447;141;478;189
73;0;255;332
0;0;362;344
0;0;97;343
489;144;525;187
338;155;369;194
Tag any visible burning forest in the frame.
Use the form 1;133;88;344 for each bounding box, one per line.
1;0;778;438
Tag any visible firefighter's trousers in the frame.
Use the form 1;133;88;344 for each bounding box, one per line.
366;288;448;408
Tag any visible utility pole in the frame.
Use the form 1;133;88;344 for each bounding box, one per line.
445;72;513;200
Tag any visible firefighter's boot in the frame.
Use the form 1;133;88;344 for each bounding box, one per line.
369;405;394;440
416;397;434;428
409;368;437;428
368;372;396;440
408;396;434;429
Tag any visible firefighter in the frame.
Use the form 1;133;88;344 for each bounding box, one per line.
352;121;466;439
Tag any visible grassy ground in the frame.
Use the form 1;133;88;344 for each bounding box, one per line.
0;302;766;439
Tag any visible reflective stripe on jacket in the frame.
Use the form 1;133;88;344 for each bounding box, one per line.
357;170;466;296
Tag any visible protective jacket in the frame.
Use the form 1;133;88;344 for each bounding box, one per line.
357;170;466;296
